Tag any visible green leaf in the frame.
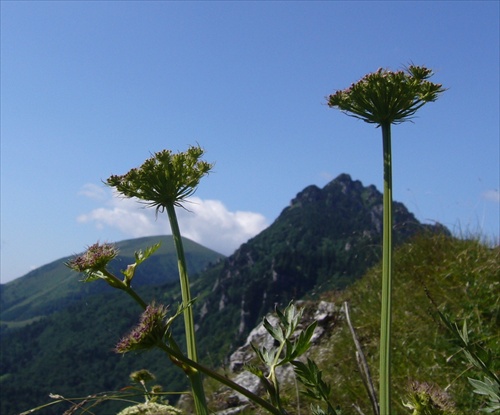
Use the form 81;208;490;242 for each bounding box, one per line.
251;343;276;367
245;363;264;379
121;242;162;285
292;358;332;403
468;377;500;400
290;321;318;359
135;242;162;264
80;269;106;283
263;317;284;343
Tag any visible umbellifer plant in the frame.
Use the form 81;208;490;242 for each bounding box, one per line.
327;64;445;414
106;145;213;415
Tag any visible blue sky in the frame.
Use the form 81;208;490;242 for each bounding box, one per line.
1;1;499;283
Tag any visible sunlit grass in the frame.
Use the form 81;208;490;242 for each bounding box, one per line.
316;233;499;413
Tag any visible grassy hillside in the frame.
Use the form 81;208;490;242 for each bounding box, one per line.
0;235;224;327
242;234;499;414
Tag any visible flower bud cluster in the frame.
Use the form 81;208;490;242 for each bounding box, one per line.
67;242;118;273
404;381;456;415
107;145;213;212
115;303;170;353
327;65;445;126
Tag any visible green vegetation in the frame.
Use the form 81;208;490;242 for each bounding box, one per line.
1;232;497;415
318;233;499;414
203;233;497;415
0;235;223;328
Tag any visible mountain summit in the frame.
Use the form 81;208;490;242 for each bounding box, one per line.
195;174;448;355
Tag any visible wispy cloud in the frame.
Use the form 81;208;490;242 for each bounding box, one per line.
77;183;108;200
482;189;500;203
77;185;269;255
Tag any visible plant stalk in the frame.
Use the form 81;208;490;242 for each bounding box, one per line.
379;122;393;414
165;204;208;415
101;269;148;309
123;286;148;310
157;343;284;415
344;302;379;415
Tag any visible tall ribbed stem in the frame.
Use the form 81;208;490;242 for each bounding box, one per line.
379;122;393;414
166;204;208;415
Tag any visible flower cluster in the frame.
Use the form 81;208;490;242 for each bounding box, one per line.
130;369;156;384
66;242;118;273
403;381;456;415
327;65;445;125
116;402;183;415
115;303;170;353
107;145;213;212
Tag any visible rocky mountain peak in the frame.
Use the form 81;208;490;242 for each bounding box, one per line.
195;174;449;356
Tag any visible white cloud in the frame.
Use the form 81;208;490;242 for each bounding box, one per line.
482;189;500;203
78;183;108;200
77;186;269;255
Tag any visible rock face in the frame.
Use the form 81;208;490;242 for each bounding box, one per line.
209;301;340;414
195;174;448;357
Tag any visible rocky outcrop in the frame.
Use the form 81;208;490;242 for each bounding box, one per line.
209;301;340;414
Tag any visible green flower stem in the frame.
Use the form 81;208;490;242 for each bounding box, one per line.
101;269;148;309
122;286;148;310
166;204;198;361
165;203;208;415
268;342;286;411
380;121;393;414
157;343;284;415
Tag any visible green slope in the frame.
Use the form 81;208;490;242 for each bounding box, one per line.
0;235;224;326
1;284;190;415
203;234;499;415
312;234;499;414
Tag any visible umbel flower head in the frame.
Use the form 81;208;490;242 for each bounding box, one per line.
117;402;183;415
327;64;445;125
115;302;170;353
107;145;213;213
66;242;118;274
130;369;156;384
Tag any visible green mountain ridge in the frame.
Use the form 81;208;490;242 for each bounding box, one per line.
0;235;224;327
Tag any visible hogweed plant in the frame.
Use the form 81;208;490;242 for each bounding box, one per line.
60;146;322;415
107;145;213;415
65;239;290;415
327;64;445;414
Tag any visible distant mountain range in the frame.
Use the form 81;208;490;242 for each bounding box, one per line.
0;174;450;415
0;236;224;327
